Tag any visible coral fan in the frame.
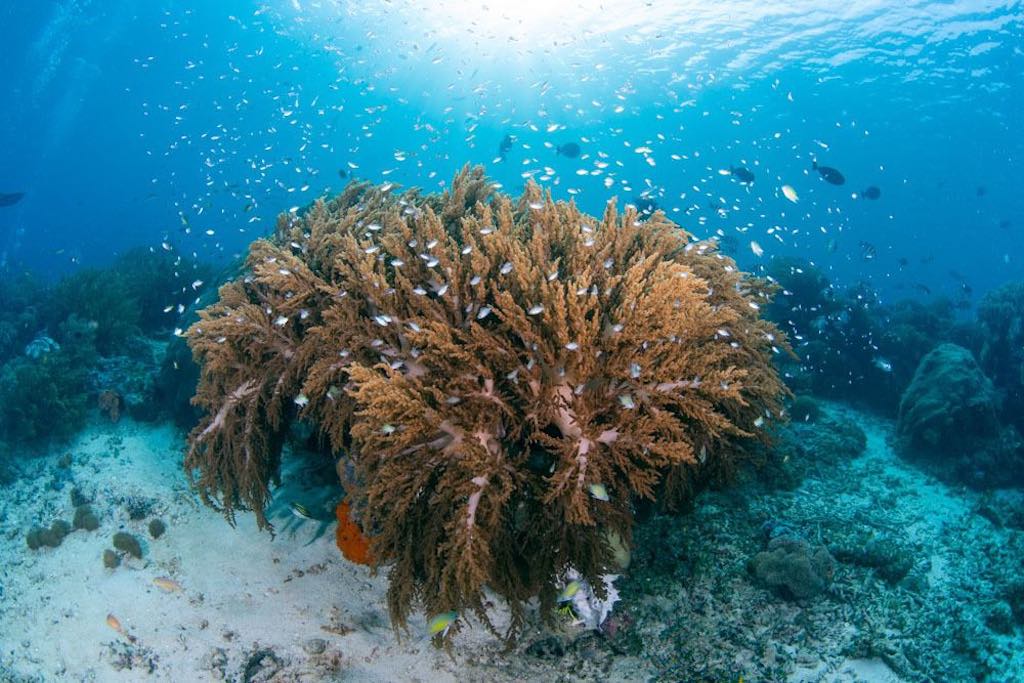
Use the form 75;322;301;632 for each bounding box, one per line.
185;166;789;639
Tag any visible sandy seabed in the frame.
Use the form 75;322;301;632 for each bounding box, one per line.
0;421;576;683
1;405;1022;682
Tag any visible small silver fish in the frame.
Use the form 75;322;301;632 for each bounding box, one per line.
289;502;316;520
588;483;609;501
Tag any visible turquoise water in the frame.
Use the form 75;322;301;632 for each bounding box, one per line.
1;1;1020;296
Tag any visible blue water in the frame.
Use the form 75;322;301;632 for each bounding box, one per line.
3;3;1024;680
1;1;1020;303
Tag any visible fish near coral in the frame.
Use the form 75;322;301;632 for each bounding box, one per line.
185;166;790;641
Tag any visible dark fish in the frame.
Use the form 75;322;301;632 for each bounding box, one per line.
915;283;932;295
730;166;755;184
859;241;876;260
497;134;514;161
812;161;845;185
556;142;580;158
976;186;986;197
897;257;909;268
0;192;25;207
338;169;347;179
999;219;1011;229
860;186;881;200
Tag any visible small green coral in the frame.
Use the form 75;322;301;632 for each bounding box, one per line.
73;504;100;531
112;531;143;559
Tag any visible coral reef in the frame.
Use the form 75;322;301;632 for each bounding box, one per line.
185;167;789;638
50;268;141;357
897;343;1024;486
749;533;835;600
787;395;820;423
0;351;90;445
977;282;1024;433
0;269;45;364
763;257;959;416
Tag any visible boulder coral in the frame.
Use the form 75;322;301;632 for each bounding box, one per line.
977;282;1024;433
897;343;1023;486
184;166;789;640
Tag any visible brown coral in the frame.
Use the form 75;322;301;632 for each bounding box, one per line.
185;166;789;640
98;389;121;423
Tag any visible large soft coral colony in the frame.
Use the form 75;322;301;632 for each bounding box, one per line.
185;166;789;639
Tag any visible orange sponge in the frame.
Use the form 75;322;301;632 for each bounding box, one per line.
335;500;372;566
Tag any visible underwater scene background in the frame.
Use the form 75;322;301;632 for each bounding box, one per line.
0;1;1022;681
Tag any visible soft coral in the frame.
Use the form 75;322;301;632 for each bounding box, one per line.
335;500;372;565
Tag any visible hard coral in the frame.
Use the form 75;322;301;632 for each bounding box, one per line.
898;343;1023;486
185;166;789;639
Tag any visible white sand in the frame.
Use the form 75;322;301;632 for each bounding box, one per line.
0;420;546;682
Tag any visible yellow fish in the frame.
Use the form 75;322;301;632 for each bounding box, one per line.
557;580;581;603
781;185;799;203
153;577;183;593
427;611;458;637
106;613;136;643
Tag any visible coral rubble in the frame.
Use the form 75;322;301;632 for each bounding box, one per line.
185;166;789;639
